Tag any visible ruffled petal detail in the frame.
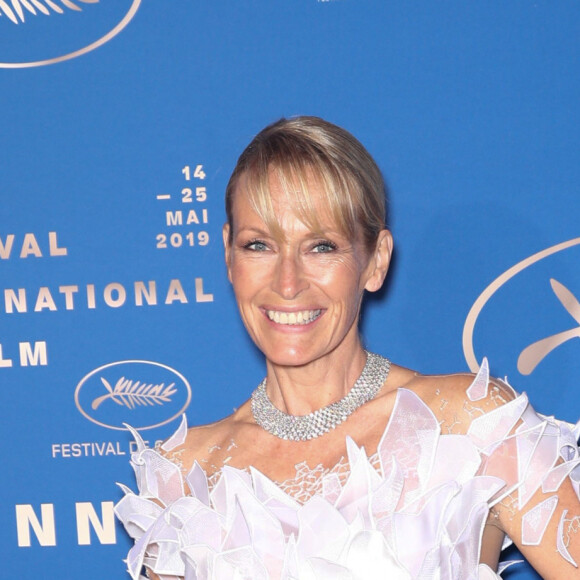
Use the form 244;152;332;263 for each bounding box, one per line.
116;365;580;579
162;414;188;452
466;358;490;402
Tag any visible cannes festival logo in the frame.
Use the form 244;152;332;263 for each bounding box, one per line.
463;237;580;373
75;360;192;430
0;0;141;68
518;278;580;375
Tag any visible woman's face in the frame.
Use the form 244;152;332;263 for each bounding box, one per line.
223;174;391;368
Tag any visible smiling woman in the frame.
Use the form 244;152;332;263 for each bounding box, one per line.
116;117;580;580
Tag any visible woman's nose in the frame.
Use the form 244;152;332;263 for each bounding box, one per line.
271;252;309;299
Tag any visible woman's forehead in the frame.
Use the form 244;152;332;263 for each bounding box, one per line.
232;184;336;233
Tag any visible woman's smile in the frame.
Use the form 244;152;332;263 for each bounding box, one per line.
264;308;323;326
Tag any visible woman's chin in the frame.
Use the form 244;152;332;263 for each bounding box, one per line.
263;348;322;368
262;342;348;368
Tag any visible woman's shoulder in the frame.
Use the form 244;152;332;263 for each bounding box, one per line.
159;399;254;475
389;361;518;436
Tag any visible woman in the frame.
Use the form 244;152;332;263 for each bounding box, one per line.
116;116;580;579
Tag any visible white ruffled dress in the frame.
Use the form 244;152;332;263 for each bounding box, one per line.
115;361;580;579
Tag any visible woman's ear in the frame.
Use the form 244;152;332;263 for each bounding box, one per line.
222;223;233;283
364;229;393;292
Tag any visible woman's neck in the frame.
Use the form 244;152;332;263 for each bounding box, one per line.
263;339;368;415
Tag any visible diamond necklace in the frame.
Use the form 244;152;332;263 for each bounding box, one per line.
251;351;391;441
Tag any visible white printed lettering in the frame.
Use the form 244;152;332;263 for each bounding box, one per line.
166;211;183;226
186;210;200;225
195;277;214;302
52;441;127;458
86;284;96;309
103;283;126;308
34;287;57;312
0;234;15;259
19;341;48;366
0;233;68;260
76;502;116;545
165;279;188;304
16;504;56;547
59;285;79;310
48;232;67;257
5;288;27;313
0;344;13;368
1;278;214;314
134;281;158;306
20;234;42;258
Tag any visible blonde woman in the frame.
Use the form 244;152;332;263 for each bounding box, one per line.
117;117;580;579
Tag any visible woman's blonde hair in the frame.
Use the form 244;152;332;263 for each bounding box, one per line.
225;116;388;250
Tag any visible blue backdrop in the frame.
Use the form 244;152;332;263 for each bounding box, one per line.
1;1;579;578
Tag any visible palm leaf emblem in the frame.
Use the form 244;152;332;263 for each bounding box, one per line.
91;376;178;411
0;0;99;24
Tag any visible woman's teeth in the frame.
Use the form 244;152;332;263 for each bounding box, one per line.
266;309;321;325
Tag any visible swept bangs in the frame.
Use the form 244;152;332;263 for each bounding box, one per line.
225;116;387;250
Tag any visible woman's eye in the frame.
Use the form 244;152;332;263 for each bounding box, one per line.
312;241;337;253
244;240;269;252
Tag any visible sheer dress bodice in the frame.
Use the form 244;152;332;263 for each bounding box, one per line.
115;361;580;580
